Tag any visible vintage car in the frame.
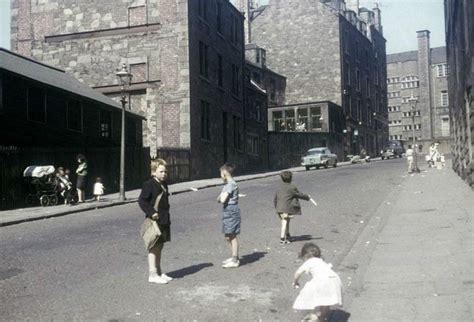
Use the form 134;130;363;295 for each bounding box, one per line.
381;140;405;160
301;147;338;170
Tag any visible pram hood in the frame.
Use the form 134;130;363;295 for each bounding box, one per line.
23;166;56;178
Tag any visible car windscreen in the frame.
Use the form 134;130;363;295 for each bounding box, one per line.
308;150;323;155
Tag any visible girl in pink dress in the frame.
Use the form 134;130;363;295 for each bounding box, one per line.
293;243;342;321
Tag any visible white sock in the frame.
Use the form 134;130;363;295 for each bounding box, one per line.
149;268;158;277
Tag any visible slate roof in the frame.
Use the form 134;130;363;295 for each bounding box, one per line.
387;46;447;64
0;48;142;117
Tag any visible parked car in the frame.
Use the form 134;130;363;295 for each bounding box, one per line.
381;140;405;160
301;147;338;170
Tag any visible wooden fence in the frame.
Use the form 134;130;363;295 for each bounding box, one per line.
155;148;191;184
0;146;150;210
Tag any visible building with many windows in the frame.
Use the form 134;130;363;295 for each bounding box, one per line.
386;30;450;152
232;0;389;157
10;0;268;179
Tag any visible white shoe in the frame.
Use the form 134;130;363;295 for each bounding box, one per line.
160;273;173;282
222;258;234;265
222;260;240;268
148;275;168;284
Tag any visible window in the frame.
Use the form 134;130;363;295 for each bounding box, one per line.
441;91;449;107
285;109;296;131
129;63;147;83
217;55;223;87
366;77;371;97
357;99;362;121
100;110;112;138
216;1;223;33
256;48;266;66
67;99;82;132
436;64;449;77
198;0;207;20
200;100;210;140
232;115;242;149
128;5;146;26
344;61;351;85
297;108;309;131
27;86;46;123
356;69;361;91
248;135;259;155
231;64;240;96
441;117;450;136
269;78;276;101
310;106;322;131
230;15;239;46
273;111;283;131
199;41;209;78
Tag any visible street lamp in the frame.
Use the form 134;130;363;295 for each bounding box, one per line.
116;63;133;201
408;93;420;173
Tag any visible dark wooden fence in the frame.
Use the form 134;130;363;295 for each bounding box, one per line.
0;146;150;210
155;148;191;184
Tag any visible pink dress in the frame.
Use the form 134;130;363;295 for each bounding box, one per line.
293;257;342;310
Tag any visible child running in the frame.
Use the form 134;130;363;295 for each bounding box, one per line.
138;159;173;284
293;243;343;322
217;163;241;269
274;170;311;244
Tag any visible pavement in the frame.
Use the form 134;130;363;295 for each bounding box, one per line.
0;160;359;227
342;161;474;321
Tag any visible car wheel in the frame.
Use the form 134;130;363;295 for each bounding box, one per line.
305;166;310;171
324;163;329;169
334;161;338;168
316;165;320;170
398;154;403;158
381;156;385;160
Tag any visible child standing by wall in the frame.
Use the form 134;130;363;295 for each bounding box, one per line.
293;243;343;322
93;177;105;201
274;171;311;244
217;163;241;269
138;159;173;284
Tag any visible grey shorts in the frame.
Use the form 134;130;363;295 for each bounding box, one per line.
222;204;241;235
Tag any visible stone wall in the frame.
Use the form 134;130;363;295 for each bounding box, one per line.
445;0;474;187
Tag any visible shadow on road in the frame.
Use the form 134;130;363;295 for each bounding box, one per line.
168;262;213;279
291;235;323;242
240;251;267;266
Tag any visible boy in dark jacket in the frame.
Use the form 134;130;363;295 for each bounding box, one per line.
274;171;310;244
138;158;173;284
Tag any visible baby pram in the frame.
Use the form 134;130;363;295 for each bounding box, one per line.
23;166;78;206
23;165;59;206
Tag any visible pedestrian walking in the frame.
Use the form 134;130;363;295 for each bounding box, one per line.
138;158;173;284
217;163;241;269
274;170;311;244
406;147;414;174
292;243;342;322
75;154;88;202
93;177;105;201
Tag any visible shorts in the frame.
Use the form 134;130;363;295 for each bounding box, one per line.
154;224;171;246
278;213;294;219
222;204;241;235
76;175;87;190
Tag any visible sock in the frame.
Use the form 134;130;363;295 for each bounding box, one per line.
149;268;158;277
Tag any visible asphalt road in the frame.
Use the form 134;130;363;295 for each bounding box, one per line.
1;158;406;321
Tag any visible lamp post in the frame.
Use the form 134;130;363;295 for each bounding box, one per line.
408;93;420;173
116;63;133;201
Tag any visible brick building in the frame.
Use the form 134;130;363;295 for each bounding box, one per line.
232;0;389;157
386;31;450;152
445;0;473;186
11;0;266;179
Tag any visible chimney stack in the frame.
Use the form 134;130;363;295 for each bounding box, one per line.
372;2;383;34
346;0;359;14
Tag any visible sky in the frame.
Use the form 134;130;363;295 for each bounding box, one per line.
0;0;445;54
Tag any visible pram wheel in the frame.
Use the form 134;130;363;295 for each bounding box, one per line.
40;195;49;207
49;194;58;206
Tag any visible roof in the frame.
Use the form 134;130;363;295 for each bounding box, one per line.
0;48;142;117
387;46;447;64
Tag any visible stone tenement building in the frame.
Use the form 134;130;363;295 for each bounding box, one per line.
10;0;266;179
233;0;389;157
386;31;450;152
445;0;473;187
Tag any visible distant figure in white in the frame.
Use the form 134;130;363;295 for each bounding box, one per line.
406;147;414;174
